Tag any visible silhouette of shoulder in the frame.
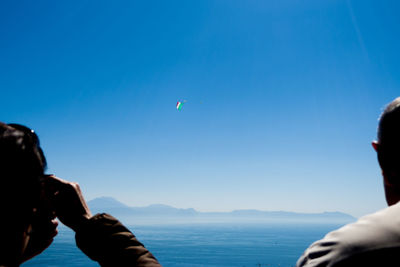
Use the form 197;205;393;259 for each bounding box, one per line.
297;202;400;267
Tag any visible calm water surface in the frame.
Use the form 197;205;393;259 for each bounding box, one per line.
23;223;343;267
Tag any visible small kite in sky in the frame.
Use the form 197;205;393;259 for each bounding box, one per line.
176;101;183;110
176;100;186;110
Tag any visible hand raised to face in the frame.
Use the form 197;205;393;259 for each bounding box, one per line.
42;175;92;232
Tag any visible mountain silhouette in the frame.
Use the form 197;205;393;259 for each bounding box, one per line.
88;197;356;225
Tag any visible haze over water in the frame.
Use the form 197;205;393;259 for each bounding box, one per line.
24;223;345;267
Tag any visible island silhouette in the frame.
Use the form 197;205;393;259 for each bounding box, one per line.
88;197;356;225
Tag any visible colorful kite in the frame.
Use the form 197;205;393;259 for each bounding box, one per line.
176;101;184;110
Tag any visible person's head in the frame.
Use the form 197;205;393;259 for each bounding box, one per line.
0;122;47;265
373;97;400;206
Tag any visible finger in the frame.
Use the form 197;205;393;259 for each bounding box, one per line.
51;218;59;228
50;220;59;238
42;175;71;198
43;174;71;187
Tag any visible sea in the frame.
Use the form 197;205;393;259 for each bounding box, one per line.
22;222;344;267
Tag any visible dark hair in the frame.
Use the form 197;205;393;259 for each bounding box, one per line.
0;122;47;216
377;97;400;173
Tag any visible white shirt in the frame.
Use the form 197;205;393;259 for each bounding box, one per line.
297;202;400;266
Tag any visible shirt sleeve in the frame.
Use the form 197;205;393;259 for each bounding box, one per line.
75;213;162;267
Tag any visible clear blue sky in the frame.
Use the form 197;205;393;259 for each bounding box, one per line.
1;0;399;217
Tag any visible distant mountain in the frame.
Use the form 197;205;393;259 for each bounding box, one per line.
88;197;356;225
89;196;128;209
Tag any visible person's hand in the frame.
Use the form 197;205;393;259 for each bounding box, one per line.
20;207;58;263
43;175;92;232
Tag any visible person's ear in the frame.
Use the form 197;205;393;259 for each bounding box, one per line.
372;141;379;152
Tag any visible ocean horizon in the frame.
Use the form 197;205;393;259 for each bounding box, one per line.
23;222;345;267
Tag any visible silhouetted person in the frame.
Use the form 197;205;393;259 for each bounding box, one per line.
297;97;400;266
0;122;161;267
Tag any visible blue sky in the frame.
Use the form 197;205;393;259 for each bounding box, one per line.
1;0;399;217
